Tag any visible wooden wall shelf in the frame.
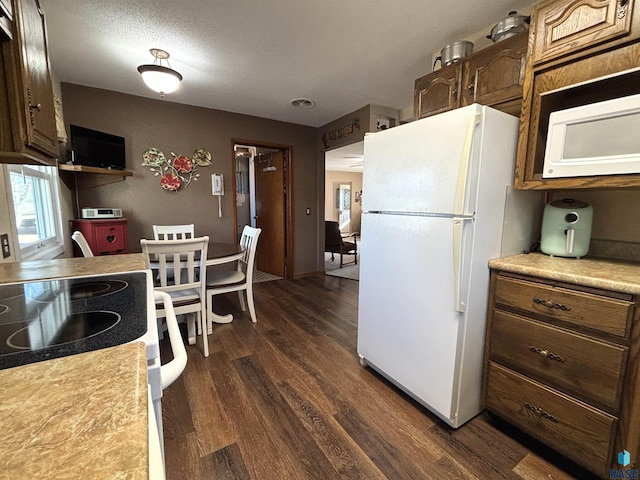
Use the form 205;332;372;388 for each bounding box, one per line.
58;164;132;190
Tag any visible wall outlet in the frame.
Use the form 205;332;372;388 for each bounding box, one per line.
1;234;10;258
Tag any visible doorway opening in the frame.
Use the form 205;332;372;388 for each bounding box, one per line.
323;141;363;235
323;142;364;275
233;140;293;279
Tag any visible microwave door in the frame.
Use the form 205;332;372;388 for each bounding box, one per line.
543;92;640;178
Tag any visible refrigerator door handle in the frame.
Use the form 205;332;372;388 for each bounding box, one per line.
453;111;482;216
453;217;473;312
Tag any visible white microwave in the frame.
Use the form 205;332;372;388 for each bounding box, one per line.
543;92;640;178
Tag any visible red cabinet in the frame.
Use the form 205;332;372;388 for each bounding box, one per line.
70;219;128;256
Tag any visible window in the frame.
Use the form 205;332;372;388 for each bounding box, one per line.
7;164;64;260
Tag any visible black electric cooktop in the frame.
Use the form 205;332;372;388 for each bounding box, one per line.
0;272;148;370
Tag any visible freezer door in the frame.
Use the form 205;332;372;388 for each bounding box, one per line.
362;104;481;215
357;213;475;424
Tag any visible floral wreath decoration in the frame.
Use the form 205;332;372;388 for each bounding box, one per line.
142;147;212;191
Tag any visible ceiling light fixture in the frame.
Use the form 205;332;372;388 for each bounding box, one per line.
290;98;315;109
137;48;183;97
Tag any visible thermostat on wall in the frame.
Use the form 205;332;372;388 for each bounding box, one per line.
81;208;123;219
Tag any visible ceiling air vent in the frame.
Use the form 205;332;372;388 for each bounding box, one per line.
290;98;315;109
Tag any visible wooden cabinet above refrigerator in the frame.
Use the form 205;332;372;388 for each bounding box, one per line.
413;32;528;120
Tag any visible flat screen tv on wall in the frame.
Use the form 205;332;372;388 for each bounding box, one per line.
69;124;126;170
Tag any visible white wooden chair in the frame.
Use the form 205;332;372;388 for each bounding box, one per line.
152;224;195;240
206;226;261;328
71;231;94;257
141;236;210;357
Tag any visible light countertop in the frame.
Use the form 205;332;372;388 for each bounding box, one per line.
0;342;149;479
0;253;148;284
489;253;640;295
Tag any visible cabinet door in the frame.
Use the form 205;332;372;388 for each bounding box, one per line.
461;33;527;109
531;0;633;65
494;275;633;338
489;310;627;411
0;0;12;40
14;0;57;156
94;223;127;255
486;362;616;475
413;62;461;119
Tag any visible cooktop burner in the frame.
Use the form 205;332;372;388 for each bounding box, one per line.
5;311;121;352
30;280;129;303
0;272;148;370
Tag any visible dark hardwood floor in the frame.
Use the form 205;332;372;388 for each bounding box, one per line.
160;274;598;479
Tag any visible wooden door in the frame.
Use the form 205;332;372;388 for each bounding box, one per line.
461;32;527;109
413;62;462;119
531;0;633;66
254;151;286;276
15;0;58;156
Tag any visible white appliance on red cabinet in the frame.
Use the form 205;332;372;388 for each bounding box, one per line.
357;104;539;428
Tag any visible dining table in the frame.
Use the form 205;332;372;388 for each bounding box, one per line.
148;241;246;326
204;241;247;326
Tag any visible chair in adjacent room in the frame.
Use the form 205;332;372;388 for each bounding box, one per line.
206;226;261;327
71;231;94;257
324;220;357;268
152;224;195;241
141;236;210;357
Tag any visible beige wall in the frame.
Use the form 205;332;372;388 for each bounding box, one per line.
551;189;640;261
324;170;363;233
60;83;320;275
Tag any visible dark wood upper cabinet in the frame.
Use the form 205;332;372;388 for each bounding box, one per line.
0;0;58;165
461;33;527;115
413;32;528;121
413;62;462;120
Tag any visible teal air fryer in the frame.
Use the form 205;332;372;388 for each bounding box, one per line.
540;198;593;258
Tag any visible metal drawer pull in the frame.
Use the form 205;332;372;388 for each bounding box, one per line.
533;297;571;311
618;0;628;19
524;403;559;422
528;346;565;362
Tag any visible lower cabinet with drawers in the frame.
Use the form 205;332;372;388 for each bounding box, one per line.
482;269;640;476
70;218;129;256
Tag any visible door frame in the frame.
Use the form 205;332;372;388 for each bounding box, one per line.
231;138;294;279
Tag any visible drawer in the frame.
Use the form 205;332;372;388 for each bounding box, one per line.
489;310;627;411
94;224;127;254
485;362;616;474
494;275;633;338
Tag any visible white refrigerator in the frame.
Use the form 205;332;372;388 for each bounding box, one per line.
356;104;539;428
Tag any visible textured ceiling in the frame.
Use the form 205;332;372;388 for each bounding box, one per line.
42;0;533;130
